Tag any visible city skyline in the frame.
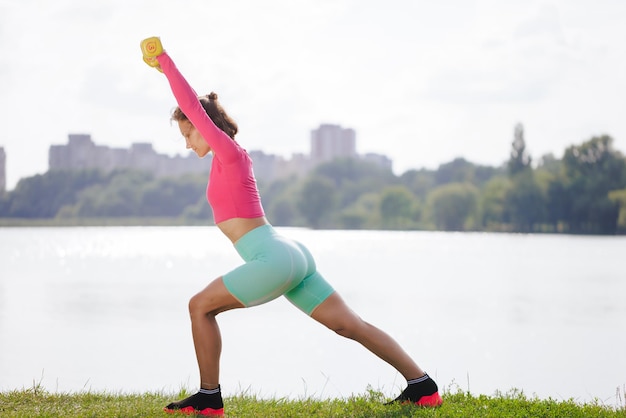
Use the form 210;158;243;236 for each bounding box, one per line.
0;124;392;192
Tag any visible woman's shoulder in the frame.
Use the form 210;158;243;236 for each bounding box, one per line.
215;142;251;164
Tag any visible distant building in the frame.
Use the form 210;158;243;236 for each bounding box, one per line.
362;152;393;171
248;150;314;183
49;134;209;177
284;152;316;178
0;146;5;193
310;124;356;163
247;150;285;183
309;124;392;171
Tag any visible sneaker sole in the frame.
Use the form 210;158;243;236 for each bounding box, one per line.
414;392;443;407
164;406;224;416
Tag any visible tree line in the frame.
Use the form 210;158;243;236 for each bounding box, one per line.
1;125;625;234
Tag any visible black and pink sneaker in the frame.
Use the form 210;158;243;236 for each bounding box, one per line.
164;387;224;416
386;374;443;407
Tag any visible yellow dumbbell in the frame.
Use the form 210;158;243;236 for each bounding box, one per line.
140;37;164;72
140;37;163;57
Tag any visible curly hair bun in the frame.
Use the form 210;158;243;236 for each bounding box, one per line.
208;92;218;101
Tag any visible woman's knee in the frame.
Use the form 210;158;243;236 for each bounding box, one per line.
188;277;243;318
312;293;365;339
188;292;207;316
329;315;367;340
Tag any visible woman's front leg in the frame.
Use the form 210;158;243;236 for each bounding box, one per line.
188;277;244;389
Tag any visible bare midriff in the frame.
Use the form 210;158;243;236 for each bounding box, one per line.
217;216;269;244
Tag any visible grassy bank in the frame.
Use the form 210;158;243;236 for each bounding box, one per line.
1;387;624;418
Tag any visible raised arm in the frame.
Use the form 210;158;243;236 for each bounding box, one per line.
141;37;240;162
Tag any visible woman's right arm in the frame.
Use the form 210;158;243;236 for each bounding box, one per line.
156;52;240;162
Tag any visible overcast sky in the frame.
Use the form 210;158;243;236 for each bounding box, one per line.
1;0;625;189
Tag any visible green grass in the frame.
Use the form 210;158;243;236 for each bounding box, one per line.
1;386;624;418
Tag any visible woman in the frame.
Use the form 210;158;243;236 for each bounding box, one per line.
140;37;442;416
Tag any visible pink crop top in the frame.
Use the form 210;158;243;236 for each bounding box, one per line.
157;53;265;224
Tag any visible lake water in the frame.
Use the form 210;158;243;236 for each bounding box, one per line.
0;227;624;406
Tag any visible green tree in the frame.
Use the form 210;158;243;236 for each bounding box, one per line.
561;135;626;234
479;176;511;230
426;182;479;231
505;170;547;232
435;157;498;187
139;175;205;217
608;189;626;233
537;153;561;176
535;154;568;231
508;123;532;176
379;186;418;229
314;158;396;208
400;169;435;199
181;195;213;221
258;177;292;214
5;170;105;218
268;198;298;226
260;176;302;226
61;171;152;217
297;176;337;228
339;192;381;229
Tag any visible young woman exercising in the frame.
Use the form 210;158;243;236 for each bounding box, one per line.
140;37;442;416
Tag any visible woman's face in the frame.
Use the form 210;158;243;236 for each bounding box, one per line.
178;120;211;158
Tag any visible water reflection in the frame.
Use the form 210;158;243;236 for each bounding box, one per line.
0;227;624;406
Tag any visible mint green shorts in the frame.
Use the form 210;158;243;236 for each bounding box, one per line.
222;225;335;315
